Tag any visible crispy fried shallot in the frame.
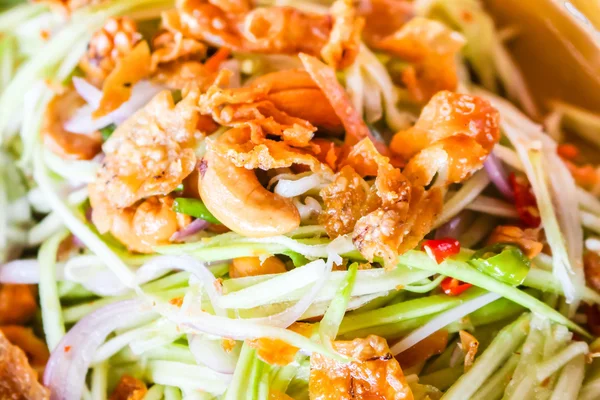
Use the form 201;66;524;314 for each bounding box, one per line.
93;41;152;118
359;0;413;46
250;69;343;134
0;331;49;400
310;335;414;400
459;330;479;372
321;138;441;266
89;90;201;234
165;0;361;68
210;128;329;174
392;90;500;186
377;17;465;102
487;225;544;259
198;71;317;147
79;17;142;85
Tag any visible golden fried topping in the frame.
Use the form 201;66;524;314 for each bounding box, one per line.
151;30;207;70
585;252;600;294
80;17;142;85
230;256;287;278
93;41;152;118
487;225;544;259
89;90;201;234
250;69;343;134
109;196;192;254
354;186;442;265
309;335;414;400
392;91;500;186
299;54;375;148
211;128;328;174
377;17;465;102
148;28;216;90
167;0;361;69
459;330;479;372
0;326;50;375
199;71;317;147
0;331;49;400
359;0;413;46
248;323;314;366
0;285;38;326
320;0;364;70
41;89;102;161
321;138;441;266
320;165;378;237
109;375;147;400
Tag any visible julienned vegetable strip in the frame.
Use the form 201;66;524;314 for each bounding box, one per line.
470;353;520;400
550;354;586;400
224;342;256;400
441;313;531;400
338;289;486;335
536;341;589;382
319;263;357;344
38;229;69;350
398;251;588;336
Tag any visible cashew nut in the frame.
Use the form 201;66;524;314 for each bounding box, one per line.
199;139;300;237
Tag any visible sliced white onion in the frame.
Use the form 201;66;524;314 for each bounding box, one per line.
72;77;101;108
64;255;132;296
44;300;155;400
66;80;162;134
170;219;210;242
136;255;226;316
390;292;501;355
188;334;240;374
0;259;59;284
274;174;323;198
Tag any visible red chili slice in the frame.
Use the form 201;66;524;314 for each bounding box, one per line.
508;173;541;228
441;277;473;296
422;238;461;264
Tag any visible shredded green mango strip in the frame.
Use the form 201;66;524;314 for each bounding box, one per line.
442;313;531;400
319;262;358;344
398;251;588;336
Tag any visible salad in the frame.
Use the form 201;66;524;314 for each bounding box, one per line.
1;0;600;399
